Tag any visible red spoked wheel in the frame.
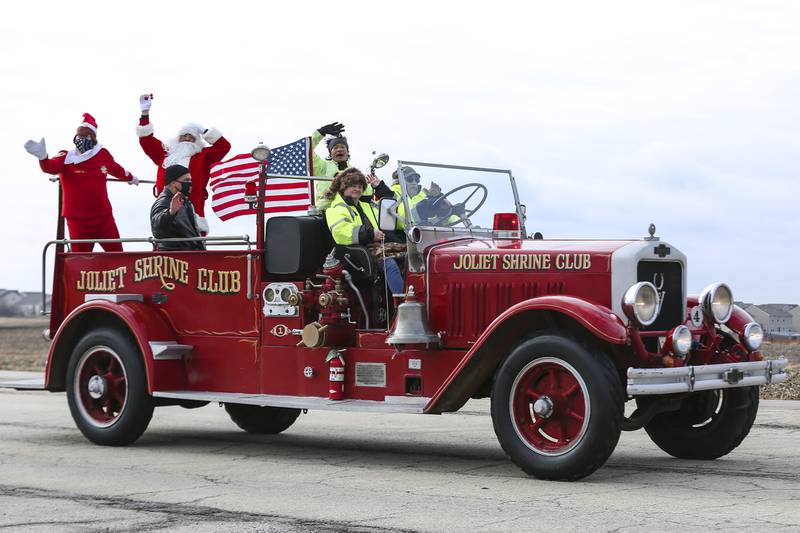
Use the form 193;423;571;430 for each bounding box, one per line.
74;346;128;428
491;333;623;480
66;328;153;446
510;358;589;456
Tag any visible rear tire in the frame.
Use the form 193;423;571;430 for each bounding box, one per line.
643;386;758;459
66;327;154;446
491;332;623;481
225;404;301;434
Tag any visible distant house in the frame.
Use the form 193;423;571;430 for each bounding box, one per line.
743;303;797;336
0;289;24;316
15;292;50;316
0;289;50;316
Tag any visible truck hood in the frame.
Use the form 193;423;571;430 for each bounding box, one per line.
428;238;636;274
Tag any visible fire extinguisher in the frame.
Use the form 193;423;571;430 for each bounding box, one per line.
326;349;345;401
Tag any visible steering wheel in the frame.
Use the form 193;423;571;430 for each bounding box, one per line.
427;183;488;226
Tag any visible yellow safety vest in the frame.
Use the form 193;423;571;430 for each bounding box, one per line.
325;193;379;246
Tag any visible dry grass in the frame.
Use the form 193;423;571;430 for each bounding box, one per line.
1;317;798;399
0;317;50;371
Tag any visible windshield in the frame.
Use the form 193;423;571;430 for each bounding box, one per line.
394;162;522;232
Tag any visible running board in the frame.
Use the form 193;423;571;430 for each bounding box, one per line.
152;390;430;414
0;373;45;391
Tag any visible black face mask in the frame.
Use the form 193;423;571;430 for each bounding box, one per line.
179;181;192;197
73;135;96;153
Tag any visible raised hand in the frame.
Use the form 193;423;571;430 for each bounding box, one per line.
318;122;345;136
139;93;153;113
24;138;47;160
169;192;185;215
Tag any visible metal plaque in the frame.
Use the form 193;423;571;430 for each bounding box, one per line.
355;363;387;388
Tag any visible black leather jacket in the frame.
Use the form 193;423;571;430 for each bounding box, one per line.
150;189;205;251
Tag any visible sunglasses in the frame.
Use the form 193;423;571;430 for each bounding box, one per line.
404;173;421;183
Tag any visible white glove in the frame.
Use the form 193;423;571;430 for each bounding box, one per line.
24;138;47;160
128;175;140;186
139;93;153;112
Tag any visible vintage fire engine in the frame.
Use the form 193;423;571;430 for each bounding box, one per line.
22;150;788;480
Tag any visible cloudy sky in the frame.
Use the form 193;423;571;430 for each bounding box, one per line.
0;1;797;303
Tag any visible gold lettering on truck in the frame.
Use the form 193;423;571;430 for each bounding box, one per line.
197;268;241;294
133;257;189;290
452;253;591;271
75;267;127;292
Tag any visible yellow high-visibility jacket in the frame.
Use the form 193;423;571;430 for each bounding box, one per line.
325;193;379;246
390;183;427;229
311;130;372;210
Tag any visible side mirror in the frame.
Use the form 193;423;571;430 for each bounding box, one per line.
370;152;390;171
378;198;398;231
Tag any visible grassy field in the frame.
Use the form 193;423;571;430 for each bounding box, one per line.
1;317;797;399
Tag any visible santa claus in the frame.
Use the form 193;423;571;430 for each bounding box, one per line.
136;93;231;235
24;113;139;252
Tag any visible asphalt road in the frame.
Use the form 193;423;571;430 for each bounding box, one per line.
0;375;798;532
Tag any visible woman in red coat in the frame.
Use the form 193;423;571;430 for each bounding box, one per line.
24;113;139;252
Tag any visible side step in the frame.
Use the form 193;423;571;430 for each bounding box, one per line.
0;372;46;391
152;390;430;414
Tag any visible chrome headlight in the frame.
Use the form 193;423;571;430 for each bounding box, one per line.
671;325;692;357
700;282;733;324
742;322;763;351
622;282;660;326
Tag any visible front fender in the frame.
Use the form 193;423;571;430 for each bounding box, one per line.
425;295;627;414
45;299;182;393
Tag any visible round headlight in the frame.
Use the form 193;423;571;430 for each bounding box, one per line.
700;282;733;324
622;282;660;326
742;322;763;351
671;325;692;357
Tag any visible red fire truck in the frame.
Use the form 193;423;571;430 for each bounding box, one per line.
23;151;789;480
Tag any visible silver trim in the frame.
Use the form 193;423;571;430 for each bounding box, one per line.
621;282;660;326
627;357;788;395
610;241;687;326
152;391;431;413
73;345;129;429
699;282;733;324
742;322;764;351
84;294;144;304
148;341;193;360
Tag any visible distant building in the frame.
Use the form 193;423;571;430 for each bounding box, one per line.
0;289;50;316
742;303;797;336
0;289;24;316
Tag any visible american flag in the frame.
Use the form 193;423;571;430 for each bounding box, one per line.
209;137;313;221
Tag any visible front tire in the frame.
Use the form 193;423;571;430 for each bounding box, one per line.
225;404;301;434
643;386;759;459
66;327;154;446
491;333;623;481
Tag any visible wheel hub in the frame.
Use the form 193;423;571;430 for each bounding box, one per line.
533;396;554;418
87;375;107;400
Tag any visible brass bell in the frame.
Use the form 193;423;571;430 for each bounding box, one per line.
387;286;440;346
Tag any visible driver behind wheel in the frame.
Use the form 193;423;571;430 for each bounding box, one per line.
390;166;427;229
324;169;406;294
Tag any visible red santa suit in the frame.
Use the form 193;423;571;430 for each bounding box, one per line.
37;115;135;253
137;117;230;233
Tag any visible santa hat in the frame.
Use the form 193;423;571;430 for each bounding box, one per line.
177;123;204;140
80;113;98;134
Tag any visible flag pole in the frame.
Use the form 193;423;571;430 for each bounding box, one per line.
250;143;272;250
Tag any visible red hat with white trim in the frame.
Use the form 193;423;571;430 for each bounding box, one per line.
80;113;98;134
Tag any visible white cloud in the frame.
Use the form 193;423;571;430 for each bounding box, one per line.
0;0;797;303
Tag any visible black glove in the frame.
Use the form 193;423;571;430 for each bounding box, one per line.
318;122;345;136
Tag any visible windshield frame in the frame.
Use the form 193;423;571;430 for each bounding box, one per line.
396;160;526;235
395;160;527;272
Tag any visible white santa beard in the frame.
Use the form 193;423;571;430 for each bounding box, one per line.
164;141;202;167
